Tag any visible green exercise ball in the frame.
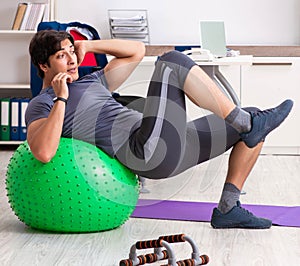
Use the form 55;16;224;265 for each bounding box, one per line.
6;138;139;233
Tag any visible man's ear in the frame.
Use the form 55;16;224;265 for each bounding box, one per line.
39;63;48;73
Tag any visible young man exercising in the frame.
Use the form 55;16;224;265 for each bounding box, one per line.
26;30;293;229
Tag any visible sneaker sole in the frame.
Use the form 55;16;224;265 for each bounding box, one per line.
211;221;272;229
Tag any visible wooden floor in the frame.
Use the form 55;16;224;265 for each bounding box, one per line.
1;147;300;266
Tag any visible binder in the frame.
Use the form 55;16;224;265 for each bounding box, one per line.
10;98;21;141
1;98;11;141
20;98;30;141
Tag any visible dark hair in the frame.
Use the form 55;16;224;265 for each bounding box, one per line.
29;30;74;78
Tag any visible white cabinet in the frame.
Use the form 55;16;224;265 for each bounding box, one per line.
241;57;300;154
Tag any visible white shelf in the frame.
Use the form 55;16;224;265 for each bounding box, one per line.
0;141;23;145
0;30;36;34
0;84;30;89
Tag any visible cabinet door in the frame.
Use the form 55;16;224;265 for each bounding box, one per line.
241;58;300;153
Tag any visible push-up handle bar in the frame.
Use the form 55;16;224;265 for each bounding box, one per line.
119;233;209;266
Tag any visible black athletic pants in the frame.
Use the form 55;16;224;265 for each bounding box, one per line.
115;50;257;179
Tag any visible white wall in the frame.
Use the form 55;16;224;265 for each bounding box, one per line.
55;0;300;45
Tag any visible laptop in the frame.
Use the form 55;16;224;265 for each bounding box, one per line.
200;21;227;58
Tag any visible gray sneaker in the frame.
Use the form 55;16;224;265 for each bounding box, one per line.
240;99;293;148
211;201;272;229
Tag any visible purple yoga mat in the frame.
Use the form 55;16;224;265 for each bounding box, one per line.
131;199;300;227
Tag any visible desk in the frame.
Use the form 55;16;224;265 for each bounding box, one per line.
191;55;253;106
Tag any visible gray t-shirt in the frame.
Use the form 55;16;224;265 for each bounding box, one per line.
25;70;143;157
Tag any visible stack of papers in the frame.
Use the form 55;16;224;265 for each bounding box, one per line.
110;15;146;25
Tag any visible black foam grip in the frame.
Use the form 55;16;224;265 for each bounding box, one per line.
161;250;169;260
175;255;209;266
135;239;162;249
119;259;133;266
137;255;147;265
144;250;169;263
199;255;209;265
159;234;185;243
119;250;170;266
176;259;195;266
144;253;158;263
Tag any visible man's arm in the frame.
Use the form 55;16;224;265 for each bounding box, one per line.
27;103;65;163
75;39;145;91
27;73;70;163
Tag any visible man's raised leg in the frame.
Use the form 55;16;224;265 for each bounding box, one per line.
183;65;293;148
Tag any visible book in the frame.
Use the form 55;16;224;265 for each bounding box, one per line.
12;3;28;30
31;3;46;30
42;3;49;21
25;2;37;30
19;2;32;30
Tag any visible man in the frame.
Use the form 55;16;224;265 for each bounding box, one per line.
26;30;293;229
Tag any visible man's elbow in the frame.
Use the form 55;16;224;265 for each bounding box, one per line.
135;41;146;61
32;148;55;163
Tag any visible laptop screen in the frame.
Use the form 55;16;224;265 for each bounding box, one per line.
200;21;227;58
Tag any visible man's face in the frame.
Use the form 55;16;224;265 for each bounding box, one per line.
44;38;79;82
